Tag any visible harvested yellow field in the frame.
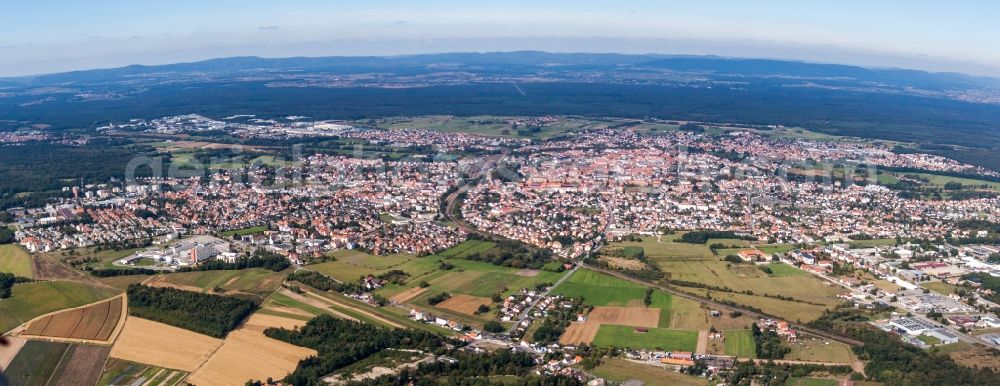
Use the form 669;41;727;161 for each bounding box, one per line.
559;322;600;345
186;313;316;386
110;317;223;371
436;294;491;315
390;287;428;304
587;307;659;328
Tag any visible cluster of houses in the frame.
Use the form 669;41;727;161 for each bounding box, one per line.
758;318;798;341
623;349;735;375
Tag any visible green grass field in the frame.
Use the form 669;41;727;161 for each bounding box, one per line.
551;269;647;306
765;263;807;277
156;268;288;296
786;378;840;386
0;244;33;277
592;324;698;352
0;281;119;333
785;338;856;363
921;281;958;296
609;235;715;260
219;225;268;237
589;358;706;386
552;269;676;327
724;329;756;358
310;250;419;282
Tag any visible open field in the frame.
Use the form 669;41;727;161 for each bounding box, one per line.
142;268;287;298
2;340;72;386
389;286;427;304
609;235;715;260
592;325;698;352
186;313;317;386
658;259;841;306
97;358;188;386
786;378;840;386
551;269;647;307
0;244;33;277
724;329;756;358
685;289;830;322
587;307;660;328
0;281;119;333
434;240;498;258
22;295;123;342
589;357;706;386
666;296;756;331
310;249;418;282
436;293;492;315
785;337;856;363
109;316;224;371
47;344;112;386
921;281;959;296
219;225;268;237
559;322;601;345
32;253;105;284
948;344;1000;372
2;341;110;386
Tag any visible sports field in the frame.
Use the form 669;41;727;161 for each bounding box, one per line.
0;281;119;333
592;324;698;352
724;329;756;358
0;244;33;277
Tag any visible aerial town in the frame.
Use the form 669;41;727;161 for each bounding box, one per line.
4;115;1000;385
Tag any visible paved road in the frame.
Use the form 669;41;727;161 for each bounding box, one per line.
584;264;865;347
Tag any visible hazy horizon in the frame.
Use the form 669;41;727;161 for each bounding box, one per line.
3;1;1000;78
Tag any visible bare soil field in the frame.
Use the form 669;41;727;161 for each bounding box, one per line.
0;336;26;371
22;296;124;342
110;316;224;371
32;254;103;285
559;322;600;345
587;307;660;328
185;313;317;386
49;344;111;386
390;287;428;304
514;269;540;277
436;294;492;315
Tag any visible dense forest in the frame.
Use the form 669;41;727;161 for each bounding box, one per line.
0;140;160;209
0;272;32;299
262;314;453;385
259;314;580;386
126;284;256;338
286;270;362;293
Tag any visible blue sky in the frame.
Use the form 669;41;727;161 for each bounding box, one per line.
2;1;999;76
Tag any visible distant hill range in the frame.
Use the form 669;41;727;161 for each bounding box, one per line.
2;51;1000;169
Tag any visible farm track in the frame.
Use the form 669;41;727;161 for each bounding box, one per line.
583;265;865;347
